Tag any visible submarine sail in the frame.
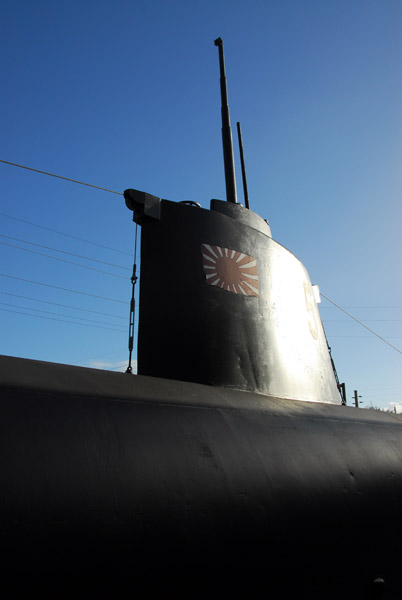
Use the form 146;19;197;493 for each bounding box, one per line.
124;38;339;404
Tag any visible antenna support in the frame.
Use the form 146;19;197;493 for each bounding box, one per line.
236;122;250;209
214;38;238;204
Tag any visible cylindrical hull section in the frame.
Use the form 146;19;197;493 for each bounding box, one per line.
1;356;402;595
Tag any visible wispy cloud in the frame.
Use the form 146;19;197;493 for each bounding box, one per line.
87;359;137;373
387;401;402;415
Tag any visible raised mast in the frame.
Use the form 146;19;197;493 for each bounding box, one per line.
236;121;250;209
214;37;238;204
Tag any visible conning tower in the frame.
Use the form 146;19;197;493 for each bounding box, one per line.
124;39;339;404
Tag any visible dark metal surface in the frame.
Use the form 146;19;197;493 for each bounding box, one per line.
124;187;161;222
1;355;402;596
210;197;271;235
135;197;339;403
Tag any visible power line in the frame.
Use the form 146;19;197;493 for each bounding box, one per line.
0;240;127;279
323;319;402;323
329;336;402;339
361;385;402;392
0;159;122;196
0;308;126;332
0;291;126;319
0;234;131;270
0;301;127;329
320;306;402;309
363;391;402;397
0;273;126;303
0;212;131;256
321;293;402;355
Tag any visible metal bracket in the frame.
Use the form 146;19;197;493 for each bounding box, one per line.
124;189;161;224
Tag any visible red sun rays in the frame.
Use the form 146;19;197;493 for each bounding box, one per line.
201;244;259;297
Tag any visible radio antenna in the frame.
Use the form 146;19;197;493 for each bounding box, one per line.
214;38;238;204
236;122;250;209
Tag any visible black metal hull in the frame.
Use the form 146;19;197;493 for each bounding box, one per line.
128;195;340;403
1;355;401;597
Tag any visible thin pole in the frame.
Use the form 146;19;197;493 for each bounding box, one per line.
214;38;238;204
354;390;360;408
236;122;249;209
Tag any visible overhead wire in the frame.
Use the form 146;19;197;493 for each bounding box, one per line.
0;274;126;303
0;159;122;195
323;319;402;323
0;213;132;256
4;159;398;369
0;301;127;329
0;158;138;359
0;234;130;270
329;335;402;339
0;291;126;319
0;308;126;332
364;390;402;397
320;306;402;309
321;293;402;356
0;240;127;279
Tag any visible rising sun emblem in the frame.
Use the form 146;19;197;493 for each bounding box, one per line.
201;244;259;297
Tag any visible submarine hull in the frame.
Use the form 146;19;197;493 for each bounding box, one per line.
1;355;402;596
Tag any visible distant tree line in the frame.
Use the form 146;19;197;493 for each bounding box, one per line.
366;406;398;414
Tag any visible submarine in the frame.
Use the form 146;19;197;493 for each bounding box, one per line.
1;39;402;598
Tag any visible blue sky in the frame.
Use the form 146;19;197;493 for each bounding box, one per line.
1;0;401;411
